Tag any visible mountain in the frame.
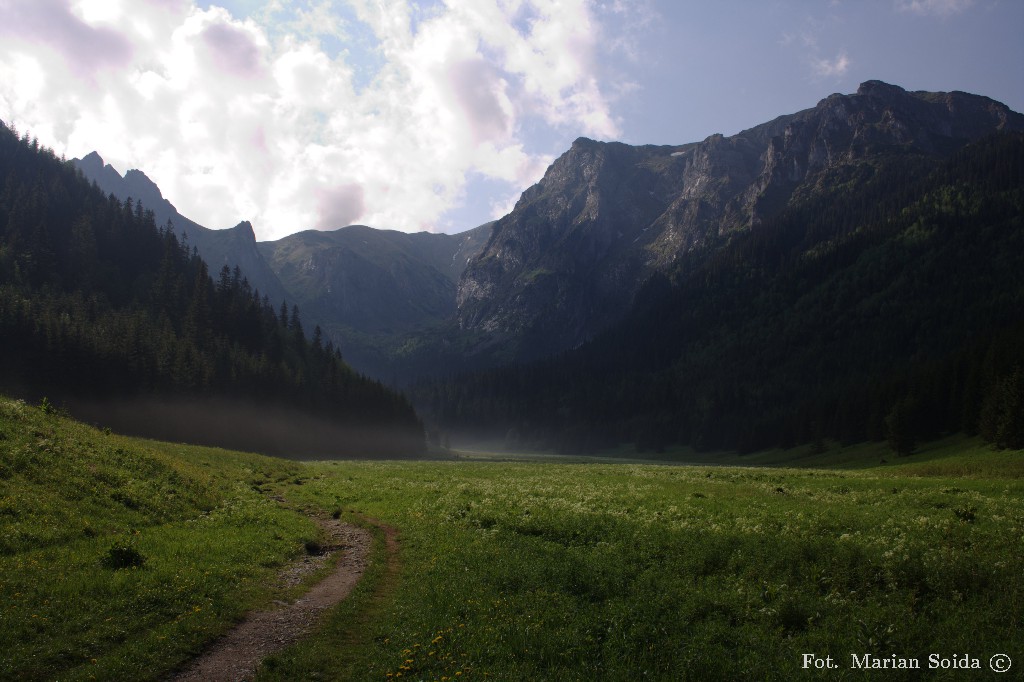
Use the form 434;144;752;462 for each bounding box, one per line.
419;128;1024;454
72;152;291;305
72;151;493;379
2;123;424;457
258;222;491;377
69;81;1023;388
456;81;1024;361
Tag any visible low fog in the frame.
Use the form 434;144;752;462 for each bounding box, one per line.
64;397;424;460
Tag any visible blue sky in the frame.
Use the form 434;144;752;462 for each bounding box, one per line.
1;0;1021;239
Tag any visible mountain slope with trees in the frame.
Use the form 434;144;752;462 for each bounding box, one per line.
0;121;424;457
71;152;494;382
258;222;491;380
71;152;292;306
418;131;1024;455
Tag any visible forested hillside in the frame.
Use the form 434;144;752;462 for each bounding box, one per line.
256;222;492;381
0;121;423;457
418;132;1024;455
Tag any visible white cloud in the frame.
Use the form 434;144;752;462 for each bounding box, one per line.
812;52;850;78
3;0;134;78
896;0;975;16
597;0;657;62
0;0;620;238
199;21;267;78
780;14;852;82
489;190;522;221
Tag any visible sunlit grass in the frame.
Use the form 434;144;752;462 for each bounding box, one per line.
0;398;318;681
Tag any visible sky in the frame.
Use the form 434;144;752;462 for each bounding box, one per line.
0;0;1021;240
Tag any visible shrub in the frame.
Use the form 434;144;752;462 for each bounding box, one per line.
101;542;147;570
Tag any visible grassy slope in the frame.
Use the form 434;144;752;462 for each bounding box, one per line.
0;397;320;681
3;397;1022;680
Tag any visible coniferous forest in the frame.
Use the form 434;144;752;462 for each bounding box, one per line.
415;132;1024;455
0;121;424;457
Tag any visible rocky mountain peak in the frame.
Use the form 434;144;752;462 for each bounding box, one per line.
856;79;908;98
73;151;124;196
78;150;104;170
231;220;256;240
123;168;162;195
74;153;291;305
122;168;172;218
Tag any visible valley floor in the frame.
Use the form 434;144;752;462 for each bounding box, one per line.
1;397;1021;680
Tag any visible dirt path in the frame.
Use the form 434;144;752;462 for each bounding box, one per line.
170;517;376;682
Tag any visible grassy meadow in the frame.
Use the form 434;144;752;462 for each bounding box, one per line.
2;396;1022;680
0;397;320;680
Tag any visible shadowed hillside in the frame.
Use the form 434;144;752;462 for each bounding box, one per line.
2;121;424;457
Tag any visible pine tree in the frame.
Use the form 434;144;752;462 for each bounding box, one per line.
886;397;917;457
980;366;1024;449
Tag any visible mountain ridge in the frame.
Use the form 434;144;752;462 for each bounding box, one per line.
71;152;494;378
420;129;1024;453
256;221;492;379
454;81;1024;362
72;80;1024;383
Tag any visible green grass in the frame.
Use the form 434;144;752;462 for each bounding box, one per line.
3;396;1022;680
713;434;1024;475
266;450;1023;681
590;433;1024;477
0;397;321;681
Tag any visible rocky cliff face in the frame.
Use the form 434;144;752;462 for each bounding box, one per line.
456;140;689;351
456;81;1024;358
